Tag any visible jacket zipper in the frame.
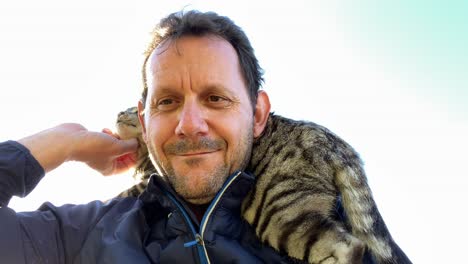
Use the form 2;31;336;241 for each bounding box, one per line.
164;171;242;264
163;192;209;264
198;171;241;264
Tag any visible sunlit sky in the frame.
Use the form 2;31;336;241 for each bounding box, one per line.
0;1;467;263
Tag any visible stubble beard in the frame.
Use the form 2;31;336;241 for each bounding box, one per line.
147;127;253;205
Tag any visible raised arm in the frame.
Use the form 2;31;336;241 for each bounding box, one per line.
0;124;140;262
0;123;138;206
18;123;138;175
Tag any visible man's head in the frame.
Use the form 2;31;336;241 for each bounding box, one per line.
141;10;263;109
138;10;270;204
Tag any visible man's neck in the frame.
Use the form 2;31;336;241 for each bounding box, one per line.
186;202;210;223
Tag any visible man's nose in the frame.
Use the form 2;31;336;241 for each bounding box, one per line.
175;101;209;137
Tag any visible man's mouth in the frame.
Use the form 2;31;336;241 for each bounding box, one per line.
165;138;226;156
178;150;219;157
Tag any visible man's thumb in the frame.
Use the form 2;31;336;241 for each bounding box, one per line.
118;138;139;154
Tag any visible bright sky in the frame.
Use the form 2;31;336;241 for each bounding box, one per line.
1;1;467;263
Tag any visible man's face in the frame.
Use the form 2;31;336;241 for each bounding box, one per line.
140;35;258;204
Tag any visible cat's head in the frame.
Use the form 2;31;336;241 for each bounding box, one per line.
116;106;142;140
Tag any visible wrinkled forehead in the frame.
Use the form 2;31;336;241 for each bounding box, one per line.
146;35;244;89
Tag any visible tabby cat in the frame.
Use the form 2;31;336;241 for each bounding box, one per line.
115;107;411;264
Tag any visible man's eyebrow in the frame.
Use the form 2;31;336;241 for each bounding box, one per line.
152;86;181;96
150;83;239;99
148;87;182;105
200;84;240;100
200;83;233;93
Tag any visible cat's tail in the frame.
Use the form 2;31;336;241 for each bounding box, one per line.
333;142;412;264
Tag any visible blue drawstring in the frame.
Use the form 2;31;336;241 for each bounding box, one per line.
184;240;198;247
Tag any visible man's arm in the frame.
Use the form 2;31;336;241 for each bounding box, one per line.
1;123;138;206
18;123;138;175
0;123;139;263
0;140;45;206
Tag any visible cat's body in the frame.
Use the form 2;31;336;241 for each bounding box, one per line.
115;107;411;264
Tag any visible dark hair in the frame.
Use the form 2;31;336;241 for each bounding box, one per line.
141;10;264;108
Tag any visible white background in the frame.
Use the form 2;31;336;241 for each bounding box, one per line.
1;1;467;263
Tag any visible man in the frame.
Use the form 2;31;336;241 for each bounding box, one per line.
0;10;374;263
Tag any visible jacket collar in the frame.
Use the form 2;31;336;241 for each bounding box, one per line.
139;171;256;225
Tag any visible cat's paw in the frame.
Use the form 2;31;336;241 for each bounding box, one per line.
308;232;365;264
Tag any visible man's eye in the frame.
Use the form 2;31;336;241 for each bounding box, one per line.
159;99;174;105
207;95;232;108
155;98;179;111
208;95;224;102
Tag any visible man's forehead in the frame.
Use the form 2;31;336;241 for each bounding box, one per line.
146;36;244;90
148;35;238;72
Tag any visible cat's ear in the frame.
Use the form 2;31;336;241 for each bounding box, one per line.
137;100;147;143
253;90;271;138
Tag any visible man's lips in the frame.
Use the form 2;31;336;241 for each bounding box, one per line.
164;138;226;156
177;150;219;157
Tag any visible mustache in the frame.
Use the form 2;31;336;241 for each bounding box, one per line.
164;137;226;155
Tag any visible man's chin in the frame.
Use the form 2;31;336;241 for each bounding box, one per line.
168;176;219;204
163;162;230;204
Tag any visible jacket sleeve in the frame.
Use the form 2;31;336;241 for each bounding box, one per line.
0;140;45;206
1;199;124;263
0;140;123;263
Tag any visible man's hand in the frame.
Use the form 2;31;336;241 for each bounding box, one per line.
19;123;138;175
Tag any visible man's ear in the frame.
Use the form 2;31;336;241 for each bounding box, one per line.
137;100;147;143
253;90;271;138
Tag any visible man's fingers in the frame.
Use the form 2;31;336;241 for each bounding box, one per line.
102;128;120;139
118;138;139;154
102;128;112;135
116;152;137;170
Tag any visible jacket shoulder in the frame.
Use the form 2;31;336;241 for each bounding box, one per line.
1;197;143;264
